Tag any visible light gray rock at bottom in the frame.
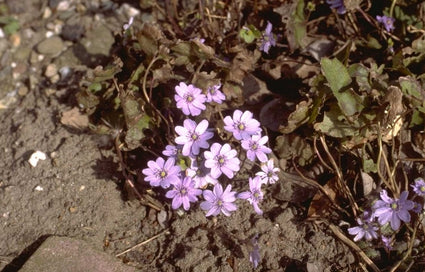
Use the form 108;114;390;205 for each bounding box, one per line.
18;236;135;272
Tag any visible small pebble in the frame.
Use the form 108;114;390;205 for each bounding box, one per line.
9;33;21;47
43;7;52;19
28;151;47;167
44;63;58;78
34;185;44;191
18;85;29;96
36;36;65;57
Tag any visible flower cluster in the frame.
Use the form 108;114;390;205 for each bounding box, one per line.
348;180;425;248
143;82;279;215
142;81;280;267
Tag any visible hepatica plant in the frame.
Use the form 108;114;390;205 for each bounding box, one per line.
142;81;279;267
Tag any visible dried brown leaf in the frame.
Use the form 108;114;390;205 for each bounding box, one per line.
61;107;89;129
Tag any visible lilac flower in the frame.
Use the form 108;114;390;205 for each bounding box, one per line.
200;183;237;216
165;176;202;210
259;21;276;54
238;176;264;215
175;119;214;156
142;157;181;189
412;202;423;214
249;234;260;268
123;16;134;31
373;190;415;230
162;144;180;158
174;82;206;116
186;157;218;188
381;236;393;250
204;143;241;179
206;84;225;104
223;110;261;140
347;211;378;242
255;159;279;185
411;177;425;196
376;15;395;32
326;0;346;14
241;134;271;162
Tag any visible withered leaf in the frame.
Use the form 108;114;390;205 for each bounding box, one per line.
61;107;89;129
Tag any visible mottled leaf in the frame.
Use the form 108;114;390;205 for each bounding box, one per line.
321;57;364;116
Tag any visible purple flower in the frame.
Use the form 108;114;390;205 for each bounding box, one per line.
142;157;181;189
347;211;378;242
373;190;415;230
381;236;393;250
223;110;261;140
206;84;225;104
255;159;279;184
186;157;218;188
175;119;214;156
241;134;271;162
162;144;180;158
376;15;395;32
174;82;206;116
259;21;276;54
249;234;260;268
327;0;346;14
238;176;264;215
204;143;241;179
411;177;425;196
412;202;423;214
200;183;237;216
165;176;202;210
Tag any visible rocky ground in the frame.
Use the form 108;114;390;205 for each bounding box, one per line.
0;0;357;271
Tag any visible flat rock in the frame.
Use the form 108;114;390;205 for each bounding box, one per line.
36;36;65;57
18;236;135;272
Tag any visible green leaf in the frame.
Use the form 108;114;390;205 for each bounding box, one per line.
292;0;306;48
321;57;364;116
314;106;358;138
239;25;261;43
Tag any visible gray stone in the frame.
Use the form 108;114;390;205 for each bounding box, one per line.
81;24;114;56
18;236;135;272
36;36;65;57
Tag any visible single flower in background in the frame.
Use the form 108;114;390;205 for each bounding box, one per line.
259;21;276;54
206;83;225;104
200;183;237;216
347;211;378;241
142;157;181;189
174;82;206;116
373;190;414;230
326;0;346;14
411;177;425;196
238;176;264;215
256;159;279;185
165;176;202;210
376;15;395;32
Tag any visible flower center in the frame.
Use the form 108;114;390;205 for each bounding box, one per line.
251;143;258;151
186;94;194;102
191;133;199;141
217;199;223;206
237;123;245;131
420;186;425;192
180;188;187;195
391;202;398;210
159;170;167;178
217;155;225;166
267;171;273;178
